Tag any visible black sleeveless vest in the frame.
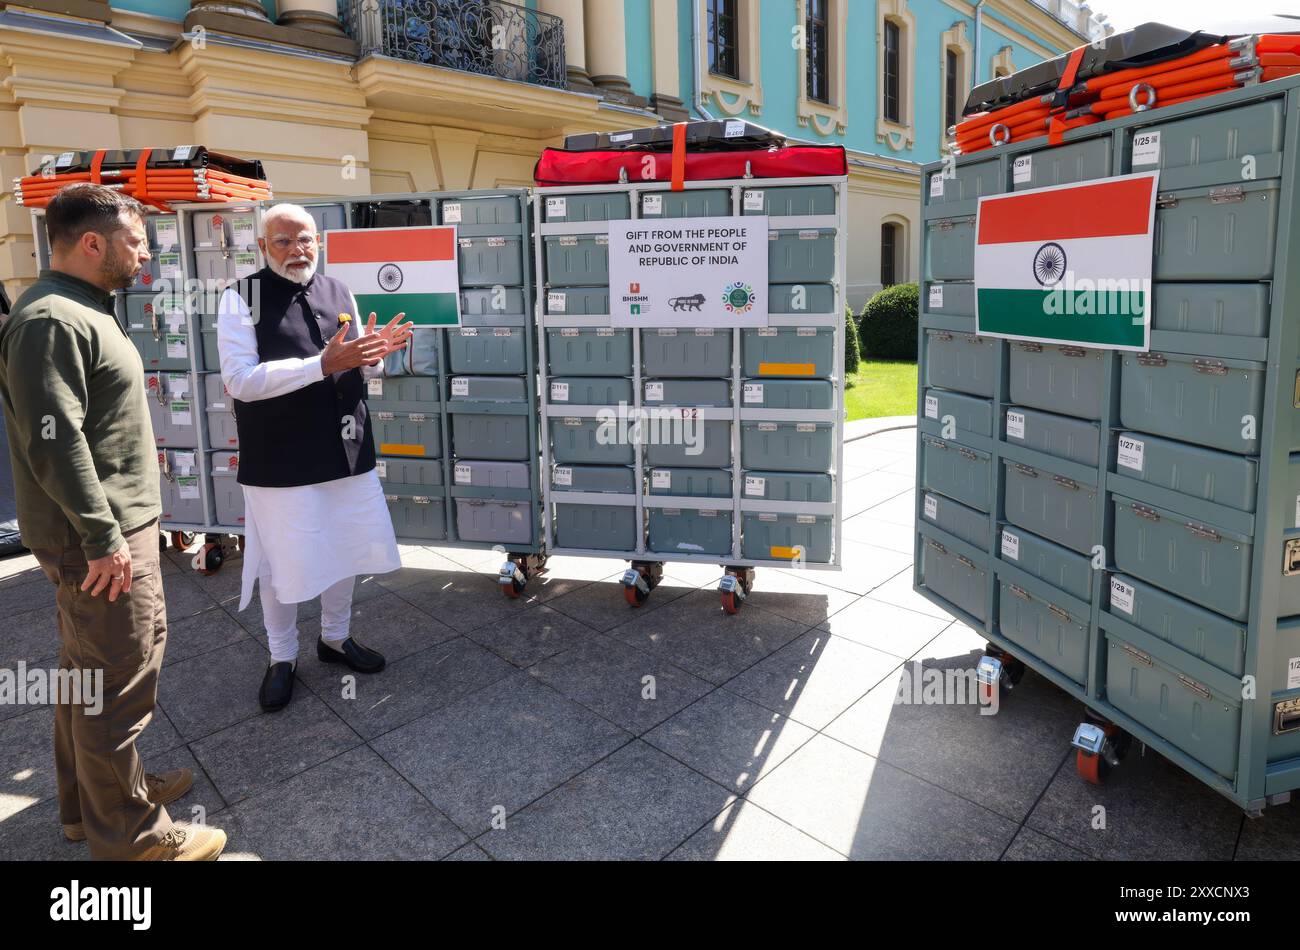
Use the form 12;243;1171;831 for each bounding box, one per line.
232;267;375;488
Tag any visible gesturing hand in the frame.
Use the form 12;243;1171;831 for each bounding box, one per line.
362;312;415;366
321;316;390;375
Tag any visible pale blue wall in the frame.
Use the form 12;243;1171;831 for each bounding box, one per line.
112;0;276;20
625;0;655;101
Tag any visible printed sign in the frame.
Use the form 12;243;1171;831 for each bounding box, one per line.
1006;410;1025;440
1288;657;1300;691
550;381;570;402
455;463;472;485
153;218;178;249
923;494;937;520
324;227;462;327
924;395;939;420
545;196;567;218
929;284;943;309
743;383;764;404
1110;577;1135;614
651;470;672;489
553;466;573;487
1012;155;1033;185
1132;131;1161;167
607;215;770;327
745;475;766;497
975;172;1159;351
1117;435;1145;472
1001;531;1020;560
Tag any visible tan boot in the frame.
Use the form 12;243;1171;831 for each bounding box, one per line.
63;768;195;842
131;823;227;862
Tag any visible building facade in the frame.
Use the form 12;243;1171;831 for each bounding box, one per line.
0;0;1109;306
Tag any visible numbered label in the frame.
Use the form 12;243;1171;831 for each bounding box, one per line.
1117;435;1145;472
1006;410;1025;441
1132;131;1161;167
1110;577;1135;615
1001;531;1020;561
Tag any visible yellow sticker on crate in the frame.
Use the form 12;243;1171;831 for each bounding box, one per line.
770;545;800;560
380;443;426;457
759;363;816;376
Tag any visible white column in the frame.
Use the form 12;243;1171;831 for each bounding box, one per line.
539;0;594;91
583;0;636;103
650;0;687;119
277;0;347;36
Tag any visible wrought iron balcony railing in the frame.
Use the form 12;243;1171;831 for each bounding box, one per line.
342;0;567;90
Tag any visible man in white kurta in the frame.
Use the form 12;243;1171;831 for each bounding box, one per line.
217;203;413;711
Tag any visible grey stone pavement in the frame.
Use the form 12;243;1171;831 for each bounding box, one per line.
1;424;1298;861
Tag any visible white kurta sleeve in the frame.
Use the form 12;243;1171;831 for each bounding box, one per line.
217;286;327;402
352;291;386;380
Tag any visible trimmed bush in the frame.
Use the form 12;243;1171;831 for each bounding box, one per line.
844;305;861;375
859;283;919;361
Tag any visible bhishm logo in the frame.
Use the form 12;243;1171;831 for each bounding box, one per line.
721;281;755;316
377;263;403;292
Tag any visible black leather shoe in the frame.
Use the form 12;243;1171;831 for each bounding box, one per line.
259;662;296;712
317;637;385;674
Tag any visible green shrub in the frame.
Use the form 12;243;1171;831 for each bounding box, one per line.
859;283;919;361
844;305;861;375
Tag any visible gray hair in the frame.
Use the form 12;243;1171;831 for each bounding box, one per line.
259;203;317;237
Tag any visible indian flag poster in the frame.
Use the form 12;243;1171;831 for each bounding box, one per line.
975;171;1159;351
323;226;461;327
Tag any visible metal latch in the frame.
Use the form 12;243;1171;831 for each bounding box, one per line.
1059;346;1087;358
1293;371;1300;409
932;331;953;342
957;554;977;570
1275;698;1300;735
1157;192;1179;209
938;219;955;231
1284;539;1300;577
1014;463;1038;478
1186;522;1222;543
1009;584;1030;601
1016;341;1043;353
923;435;948;450
1048;603;1071;623
1177;674;1212;700
1120;643;1153;667
958;447;979;461
1193;359;1228;376
1052;475;1079;491
1210;186;1246;205
1132;503;1160;522
1136;352;1167;367
926;538;948;555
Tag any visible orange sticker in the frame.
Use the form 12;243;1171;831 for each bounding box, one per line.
759;363;816;376
770;546;800;560
379;443;425;457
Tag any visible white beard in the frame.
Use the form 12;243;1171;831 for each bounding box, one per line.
269;255;317;285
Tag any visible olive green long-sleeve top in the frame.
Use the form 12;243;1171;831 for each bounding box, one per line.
0;269;160;559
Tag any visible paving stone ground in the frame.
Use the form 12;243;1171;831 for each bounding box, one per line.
2;426;1297;861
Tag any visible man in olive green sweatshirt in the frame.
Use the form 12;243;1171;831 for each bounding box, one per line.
0;183;225;861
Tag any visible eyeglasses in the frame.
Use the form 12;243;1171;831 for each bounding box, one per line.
268;236;318;250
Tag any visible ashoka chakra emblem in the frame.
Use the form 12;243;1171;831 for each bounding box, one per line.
377;263;403;292
1032;243;1067;286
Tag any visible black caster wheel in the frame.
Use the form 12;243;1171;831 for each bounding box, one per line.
194;542;224;576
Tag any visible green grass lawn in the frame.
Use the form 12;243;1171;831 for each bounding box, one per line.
845;361;918;422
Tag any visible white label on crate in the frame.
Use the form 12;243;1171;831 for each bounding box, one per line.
234;252;257;278
460;238;474;249
56;151;76;168
493;327;512;337
743;189;765;211
758;422;778;432
695;328;714;337
169;401;191;426
368;378;383;396
797;327;817;337
644;382;664;402
596;328;615;336
797;514;816;525
165;334;187;359
451;378;470;397
177;476;199;500
1132;131;1161;167
459;327;478;337
929;284;944;309
610;132;633;143
559;235;578;246
743;383;764;404
642;194;663;215
1006;410;1025;440
487;237;506;248
548;291;567;312
759;513;778;523
595;234;608;245
550;381;570;402
375;460;387;479
561;328;580;337
408;413;426;423
455;463;472;485
799;230;819;241
553;466;573;487
725;120;745;138
174;451;196;475
924;395;939;420
1012;155;1033;185
757;327;778;337
929;175;944;199
1110;577;1135;615
231;216;255;248
171;145;193;161
658;328;678;337
651;469;672;489
564;417;582;427
923;494;938;520
1001;530;1020;561
545;196;567;218
153;218;178;249
796;423;816;433
442;203;463;224
167;375;188;396
745;475;766;497
159;253;181;279
700;509;719;519
1287;657;1300;690
1117;435;1145;472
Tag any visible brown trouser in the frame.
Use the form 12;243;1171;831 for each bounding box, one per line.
31;519;172;860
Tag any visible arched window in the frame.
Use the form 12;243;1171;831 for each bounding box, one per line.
881;222;901;287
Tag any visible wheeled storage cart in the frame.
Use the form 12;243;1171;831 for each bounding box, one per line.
915;65;1300;814
534;122;847;613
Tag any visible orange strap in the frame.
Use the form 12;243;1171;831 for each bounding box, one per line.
133;148;154;209
1048;45;1089;145
670;122;687;192
89;149;105;185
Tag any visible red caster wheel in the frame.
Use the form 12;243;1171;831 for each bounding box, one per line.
498;558;529;599
1071;720;1131;785
192;542;224;576
1076;748;1108;785
171;531;196;552
720;590;741;614
718;566;755;614
624;583;649;607
621;561;662;607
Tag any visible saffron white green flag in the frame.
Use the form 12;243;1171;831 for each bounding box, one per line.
974;171;1159;351
323;226;461;326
